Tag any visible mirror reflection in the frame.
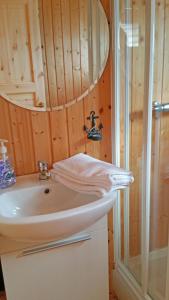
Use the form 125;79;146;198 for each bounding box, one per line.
0;0;109;111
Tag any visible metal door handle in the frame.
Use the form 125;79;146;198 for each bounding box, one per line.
153;101;169;113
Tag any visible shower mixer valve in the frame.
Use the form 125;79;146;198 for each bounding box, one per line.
83;111;103;141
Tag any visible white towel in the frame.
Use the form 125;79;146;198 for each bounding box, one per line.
51;172;127;197
52;166;132;191
51;153;134;196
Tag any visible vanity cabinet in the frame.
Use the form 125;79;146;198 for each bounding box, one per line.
1;217;109;300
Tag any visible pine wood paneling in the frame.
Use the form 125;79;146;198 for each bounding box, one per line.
0;0;111;172
37;0;109;110
79;0;90;94
40;0;57;107
52;0;67;106
8;105;35;175
49;110;69;162
84;86;102;160
70;0;82;99
30;112;52;171
67;101;86;156
0;99;14;165
61;0;74;102
0;0;46;109
0;1;113;298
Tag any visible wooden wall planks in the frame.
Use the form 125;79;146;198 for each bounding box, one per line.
0;1;114;298
37;0;109;109
0;0;46;108
0;0;111;174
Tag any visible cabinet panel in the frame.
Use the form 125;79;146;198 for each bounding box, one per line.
1;226;109;300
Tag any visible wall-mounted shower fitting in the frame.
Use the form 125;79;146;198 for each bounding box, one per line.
83;111;103;141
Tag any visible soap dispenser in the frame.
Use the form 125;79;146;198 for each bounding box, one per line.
0;139;16;188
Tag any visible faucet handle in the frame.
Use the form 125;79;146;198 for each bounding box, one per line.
38;160;48;171
38;161;50;180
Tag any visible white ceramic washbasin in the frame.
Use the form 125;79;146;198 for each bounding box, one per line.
0;174;116;242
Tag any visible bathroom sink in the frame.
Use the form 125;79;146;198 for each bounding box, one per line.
0;174;116;242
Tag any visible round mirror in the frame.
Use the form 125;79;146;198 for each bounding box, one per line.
0;0;109;111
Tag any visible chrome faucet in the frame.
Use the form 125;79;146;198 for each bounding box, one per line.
38;161;50;180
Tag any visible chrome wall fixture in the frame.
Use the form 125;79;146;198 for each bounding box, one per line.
153;101;169;114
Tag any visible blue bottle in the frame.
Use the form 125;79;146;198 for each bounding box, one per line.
0;139;16;189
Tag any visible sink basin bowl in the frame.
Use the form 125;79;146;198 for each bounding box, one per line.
0;174;116;242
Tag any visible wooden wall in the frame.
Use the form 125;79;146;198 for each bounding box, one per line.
0;1;115;299
39;0;109;109
0;0;111;175
0;0;46;109
5;0;169;296
0;0;109;110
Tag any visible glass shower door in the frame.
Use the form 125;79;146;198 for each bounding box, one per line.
112;1;169;299
148;107;169;300
118;0;147;285
114;1;169;299
148;2;169;298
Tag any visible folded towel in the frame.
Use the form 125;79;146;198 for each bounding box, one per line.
51;167;132;192
53;153;131;177
51;172;127;197
51;153;134;196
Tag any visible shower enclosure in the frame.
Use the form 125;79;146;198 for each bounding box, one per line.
112;1;169;299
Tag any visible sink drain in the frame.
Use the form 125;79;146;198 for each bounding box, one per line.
44;188;50;194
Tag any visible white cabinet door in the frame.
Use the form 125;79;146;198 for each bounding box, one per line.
1;220;109;300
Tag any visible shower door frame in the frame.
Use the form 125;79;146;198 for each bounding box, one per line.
111;0;156;299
